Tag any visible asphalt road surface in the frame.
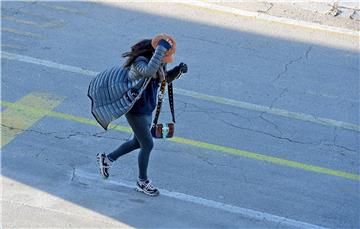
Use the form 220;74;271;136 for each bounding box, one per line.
1;1;359;228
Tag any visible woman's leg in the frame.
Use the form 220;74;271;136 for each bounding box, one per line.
107;113;144;161
124;112;154;181
107;136;140;162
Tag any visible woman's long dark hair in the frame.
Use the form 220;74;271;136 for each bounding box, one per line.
122;39;154;68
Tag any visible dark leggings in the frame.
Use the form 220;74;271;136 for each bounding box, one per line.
107;112;153;180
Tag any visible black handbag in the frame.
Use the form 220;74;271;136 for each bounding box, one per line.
151;80;176;139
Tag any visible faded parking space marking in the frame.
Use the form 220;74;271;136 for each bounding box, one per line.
1;44;27;51
38;3;86;15
2;27;45;39
1;92;64;147
2;15;65;29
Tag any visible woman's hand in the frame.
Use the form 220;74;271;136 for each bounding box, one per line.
179;63;188;74
158;39;172;51
165;62;188;83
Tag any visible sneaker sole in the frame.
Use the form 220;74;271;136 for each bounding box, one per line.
135;187;160;196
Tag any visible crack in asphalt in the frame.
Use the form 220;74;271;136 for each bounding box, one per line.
2;124;59;136
275;211;300;229
176;100;253;122
169;101;358;154
305;45;313;60
218;118;318;145
332;127;357;153
3;107;356;154
219;119;358;153
273;45;313;83
273;56;303;82
70;167;76;182
259;114;283;136
34;148;45;158
269;87;289;109
1;124;128;141
268;46;313;116
164;146;240;170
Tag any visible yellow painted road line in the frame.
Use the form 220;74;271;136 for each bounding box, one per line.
1;16;65;29
170;137;360;181
2;27;45;39
1;93;64;147
0;100;359;181
2;51;359;132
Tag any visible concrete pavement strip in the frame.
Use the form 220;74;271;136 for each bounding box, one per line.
74;169;330;229
179;0;359;37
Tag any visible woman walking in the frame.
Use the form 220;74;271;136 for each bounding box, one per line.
87;34;188;196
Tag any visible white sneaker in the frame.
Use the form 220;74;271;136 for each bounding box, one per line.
96;152;112;179
136;179;160;196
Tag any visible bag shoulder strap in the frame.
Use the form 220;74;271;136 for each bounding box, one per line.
152;80;175;126
168;82;175;123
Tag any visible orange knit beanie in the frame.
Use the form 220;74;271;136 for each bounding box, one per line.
151;33;176;63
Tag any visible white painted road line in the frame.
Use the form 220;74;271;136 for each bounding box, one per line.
1;51;97;77
180;0;359;37
2;51;359;132
75;169;329;229
174;88;360;132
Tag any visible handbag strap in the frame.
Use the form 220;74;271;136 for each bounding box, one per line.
168;82;175;123
152;80;175;126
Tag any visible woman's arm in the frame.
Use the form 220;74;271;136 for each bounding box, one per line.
132;40;171;78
